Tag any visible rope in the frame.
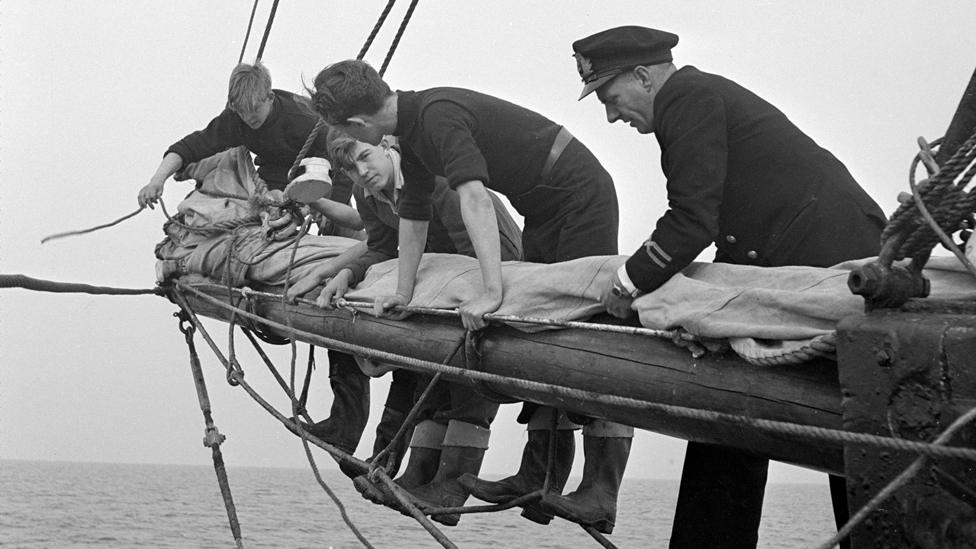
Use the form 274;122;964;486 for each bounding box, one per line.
171;292;380;546
199;287;683;340
357;0;398;60
41;207;145;244
369;336;464;471
172;280;976;463
334;298;681;340
378;0;420;77
815;405;976;549
0;274;160;296
881;131;976;267
176;312;245;549
254;0;279;61
237;0;260;64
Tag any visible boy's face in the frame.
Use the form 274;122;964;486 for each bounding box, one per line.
234;95;274;129
343;141;394;195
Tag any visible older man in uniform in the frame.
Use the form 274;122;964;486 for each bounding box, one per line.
309;59;632;532
565;26;886;548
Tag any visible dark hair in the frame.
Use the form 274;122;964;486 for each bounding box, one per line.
309;59;392;125
327;129;360;172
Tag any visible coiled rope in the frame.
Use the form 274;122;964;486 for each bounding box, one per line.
880;131;976;275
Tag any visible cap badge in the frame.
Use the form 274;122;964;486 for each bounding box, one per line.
574;52;594;80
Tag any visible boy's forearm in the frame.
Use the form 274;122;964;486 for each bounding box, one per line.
457;181;503;297
395;218;428;301
150;152;184;184
310;198;365;230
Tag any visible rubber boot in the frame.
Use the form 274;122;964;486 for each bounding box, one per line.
540;435;632;534
408;445;486;526
304;350;369;453
458;428;575;525
405;420;490;526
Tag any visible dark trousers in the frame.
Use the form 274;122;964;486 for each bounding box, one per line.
323;349;370;452
669;442;768;549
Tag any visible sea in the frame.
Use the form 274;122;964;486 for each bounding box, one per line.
1;460;836;548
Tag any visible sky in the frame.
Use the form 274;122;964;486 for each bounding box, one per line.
2;0;975;495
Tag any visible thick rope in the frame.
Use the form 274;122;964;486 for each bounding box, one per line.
254;0;279;62
177;312;245;549
357;0;398;60
883;131;976;265
172;292;380;546
173;281;976;463
378;0;420;77
0;274;160;296
237;0;260;64
815;404;976;549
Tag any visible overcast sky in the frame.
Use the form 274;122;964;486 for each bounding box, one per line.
2;0;974;496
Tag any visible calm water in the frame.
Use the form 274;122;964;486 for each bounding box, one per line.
1;460;836;548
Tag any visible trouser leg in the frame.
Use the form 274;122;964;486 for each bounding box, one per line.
306;349;370;454
669;441;768;549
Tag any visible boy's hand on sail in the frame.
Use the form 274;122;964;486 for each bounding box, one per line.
458;292;502;331
317;270;353;309
138;178;166;209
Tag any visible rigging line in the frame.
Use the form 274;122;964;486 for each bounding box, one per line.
41;207;145;244
173;279;976;463
174;292;375;546
814;404;976;549
184;284;682;340
255;0;280;62
378;0;420;77
176;312;245;548
357;0;398;60
238;0;261;64
173;290;444;547
0;274;159;296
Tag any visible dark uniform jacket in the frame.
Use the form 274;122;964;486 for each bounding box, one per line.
625;66;886;292
166;89;352;203
344;174;522;285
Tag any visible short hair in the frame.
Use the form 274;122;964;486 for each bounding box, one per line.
328;134;360;173
310;59;392;125
228;61;272;112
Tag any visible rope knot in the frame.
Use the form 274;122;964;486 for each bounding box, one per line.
203;426;226;448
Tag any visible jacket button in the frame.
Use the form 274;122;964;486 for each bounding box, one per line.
725;235;737;244
747;250;758;260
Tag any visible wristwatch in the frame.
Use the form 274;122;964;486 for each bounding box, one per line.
610;278;638;299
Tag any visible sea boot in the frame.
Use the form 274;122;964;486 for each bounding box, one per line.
354;420;444;511
458;428;574;524
540;428;633;534
304;350;370;453
406;420;490;526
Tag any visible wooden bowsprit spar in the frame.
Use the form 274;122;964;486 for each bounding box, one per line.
173;278;848;474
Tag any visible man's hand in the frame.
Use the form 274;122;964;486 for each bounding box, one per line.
374;293;412;320
316;270;353;309
600;276;637;319
458;292;502;331
138;178;166;209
